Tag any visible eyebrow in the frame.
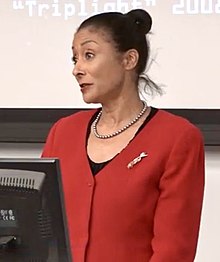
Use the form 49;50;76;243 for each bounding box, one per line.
72;40;98;50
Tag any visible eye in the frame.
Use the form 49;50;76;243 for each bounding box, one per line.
71;56;77;65
85;52;94;60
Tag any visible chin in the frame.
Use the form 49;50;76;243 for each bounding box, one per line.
82;95;100;105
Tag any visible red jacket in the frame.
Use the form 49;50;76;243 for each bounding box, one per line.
42;108;204;262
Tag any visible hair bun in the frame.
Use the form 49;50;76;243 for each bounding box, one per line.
126;9;152;34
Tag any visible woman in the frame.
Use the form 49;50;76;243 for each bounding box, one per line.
42;9;204;262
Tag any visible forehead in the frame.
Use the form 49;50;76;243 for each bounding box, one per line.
72;27;113;49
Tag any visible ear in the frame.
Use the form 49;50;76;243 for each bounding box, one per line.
122;49;139;71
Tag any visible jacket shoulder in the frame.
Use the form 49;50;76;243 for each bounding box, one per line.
152;109;204;144
156;109;200;131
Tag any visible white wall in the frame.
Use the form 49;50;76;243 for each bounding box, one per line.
0;143;43;158
195;146;220;262
0;143;219;261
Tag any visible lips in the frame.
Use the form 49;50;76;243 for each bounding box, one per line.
80;83;89;87
79;83;92;91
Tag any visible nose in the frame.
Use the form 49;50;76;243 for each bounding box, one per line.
72;61;85;77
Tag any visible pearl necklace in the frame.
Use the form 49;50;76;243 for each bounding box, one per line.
92;101;148;139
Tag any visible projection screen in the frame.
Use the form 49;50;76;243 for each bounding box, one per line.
0;0;219;108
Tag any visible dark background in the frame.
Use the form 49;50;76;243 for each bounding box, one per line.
0;109;219;145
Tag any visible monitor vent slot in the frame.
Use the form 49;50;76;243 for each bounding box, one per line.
0;176;35;189
38;210;53;239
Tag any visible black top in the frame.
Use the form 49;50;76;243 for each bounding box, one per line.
87;107;158;176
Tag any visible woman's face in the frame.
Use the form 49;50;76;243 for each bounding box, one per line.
72;27;127;104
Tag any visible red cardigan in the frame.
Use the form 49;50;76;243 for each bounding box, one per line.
42;109;204;262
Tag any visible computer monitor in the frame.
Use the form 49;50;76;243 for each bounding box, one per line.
0;158;72;262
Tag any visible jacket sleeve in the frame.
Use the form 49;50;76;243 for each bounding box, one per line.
150;125;205;262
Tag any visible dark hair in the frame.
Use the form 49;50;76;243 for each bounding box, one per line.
77;9;162;95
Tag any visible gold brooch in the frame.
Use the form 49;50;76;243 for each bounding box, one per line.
127;152;148;169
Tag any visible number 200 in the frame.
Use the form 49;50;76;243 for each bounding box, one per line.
172;0;220;14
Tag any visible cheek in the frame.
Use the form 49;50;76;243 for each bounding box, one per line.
102;61;124;79
89;56;124;84
105;70;125;91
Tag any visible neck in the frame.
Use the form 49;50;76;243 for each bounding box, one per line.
99;99;145;127
92;100;148;139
